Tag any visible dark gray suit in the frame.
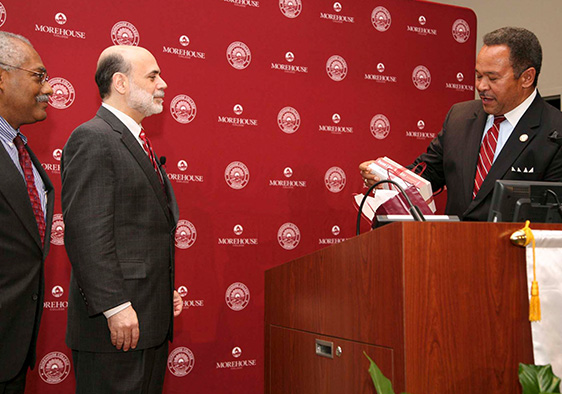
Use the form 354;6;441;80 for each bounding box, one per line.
61;106;179;355
411;93;562;221
0;141;54;382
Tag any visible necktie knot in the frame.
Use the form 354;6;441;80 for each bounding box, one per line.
13;134;25;151
493;115;506;127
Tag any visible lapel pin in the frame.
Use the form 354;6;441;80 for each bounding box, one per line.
520;134;529;142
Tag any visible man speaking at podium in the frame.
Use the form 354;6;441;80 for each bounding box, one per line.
360;27;562;221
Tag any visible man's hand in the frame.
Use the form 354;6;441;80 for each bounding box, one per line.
359;160;381;188
173;290;183;317
107;305;139;351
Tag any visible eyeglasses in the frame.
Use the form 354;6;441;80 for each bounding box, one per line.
0;62;49;85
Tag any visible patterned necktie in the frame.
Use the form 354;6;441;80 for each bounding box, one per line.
139;130;163;185
13;135;46;245
473;115;506;198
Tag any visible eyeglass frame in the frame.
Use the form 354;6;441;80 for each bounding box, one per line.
0;62;49;85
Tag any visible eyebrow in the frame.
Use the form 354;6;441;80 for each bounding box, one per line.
146;69;161;76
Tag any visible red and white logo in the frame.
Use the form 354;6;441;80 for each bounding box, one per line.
377;63;385;73
232;347;242;358
412;65;431;90
277;222;301;250
279;0;302;18
333;2;342;12
326;55;347;81
371;6;391;32
39;352;71;384
55;12;67;25
175;219;197;249
457;72;464;82
233;224;244;236
227;41;251;70
50;213;65;246
51;285;64;298
178;286;188;298
111;21;140;46
370;114;391;140
0;3;7;27
170;94;197;124
225;282;251;311
177;160;188;171
324;166;346;193
332;113;341;124
277;106;300;134
283;167;293;178
233;104;243;115
179;35;190;46
331;225;341;236
418;15;426;26
452;19;470;43
285;51;295;62
48;77;75;109
225;161;250;190
417;120;425;130
52;148;62;161
168;347;195;377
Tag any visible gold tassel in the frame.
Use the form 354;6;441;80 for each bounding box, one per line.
520;221;541;322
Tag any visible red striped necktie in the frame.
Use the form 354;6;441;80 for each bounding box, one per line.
473;115;505;198
139;130;163;185
13;135;46;245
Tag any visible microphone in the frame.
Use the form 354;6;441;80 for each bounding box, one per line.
159;156;167;166
356;179;426;236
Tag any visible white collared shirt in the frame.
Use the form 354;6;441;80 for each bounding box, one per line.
101;102;145;149
483;89;537;162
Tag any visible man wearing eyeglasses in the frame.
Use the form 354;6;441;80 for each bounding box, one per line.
0;31;54;393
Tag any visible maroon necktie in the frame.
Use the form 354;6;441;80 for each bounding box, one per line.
139;130;163;185
13;135;46;245
473;115;506;198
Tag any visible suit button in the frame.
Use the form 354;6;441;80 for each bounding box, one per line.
32;294;38;301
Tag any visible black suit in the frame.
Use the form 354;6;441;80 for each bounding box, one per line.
0;140;54;382
411;93;562;221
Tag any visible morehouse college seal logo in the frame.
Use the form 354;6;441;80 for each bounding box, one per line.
332;225;340;236
39;352;71;384
417;120;425;130
170;94;197;124
457;72;464;82
225;161;250;190
412;65;431;90
111;21;140;46
277;106;300;134
233;224;243;236
168;347;195;377
324;166;346;193
452;19;470;43
0;3;6;27
279;0;302;18
285;51;294;62
370;114;391;140
225;282;251;311
175;219;197;249
55;12;67;25
277;222;301;250
371;6;391;32
227;41;251;70
178;286;188;298
284;167;293;178
326;55;347;81
51;285;64;298
180;35;190;46
178;160;188;171
53;148;62;161
50;213;65;246
232;347;242;358
48;77;75;109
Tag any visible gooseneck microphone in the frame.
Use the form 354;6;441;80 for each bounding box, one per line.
356;179;426;236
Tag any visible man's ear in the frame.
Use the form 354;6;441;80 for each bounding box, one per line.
112;72;128;95
520;67;536;89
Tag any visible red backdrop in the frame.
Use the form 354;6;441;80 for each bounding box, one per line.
1;0;475;392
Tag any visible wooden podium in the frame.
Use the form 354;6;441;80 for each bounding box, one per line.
264;222;561;394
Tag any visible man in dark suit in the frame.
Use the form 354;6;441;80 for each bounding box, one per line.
360;27;562;221
61;45;183;394
0;32;54;393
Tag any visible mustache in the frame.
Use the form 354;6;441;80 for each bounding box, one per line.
153;91;165;99
36;94;50;103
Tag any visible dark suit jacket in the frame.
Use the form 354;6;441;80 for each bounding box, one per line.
0;141;54;382
61;106;179;352
411;93;562;221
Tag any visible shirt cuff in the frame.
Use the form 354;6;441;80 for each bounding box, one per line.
103;302;132;319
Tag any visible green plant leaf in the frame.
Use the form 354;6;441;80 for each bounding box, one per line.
519;363;561;394
364;351;396;394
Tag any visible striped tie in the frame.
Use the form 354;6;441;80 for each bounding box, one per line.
473;115;505;198
139;130;164;186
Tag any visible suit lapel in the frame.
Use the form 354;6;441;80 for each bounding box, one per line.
96;107;172;224
461;106;488;210
0;142;45;249
159;163;179;224
28;146;54;256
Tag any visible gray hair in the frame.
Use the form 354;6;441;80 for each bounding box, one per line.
0;31;32;70
483;27;542;87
